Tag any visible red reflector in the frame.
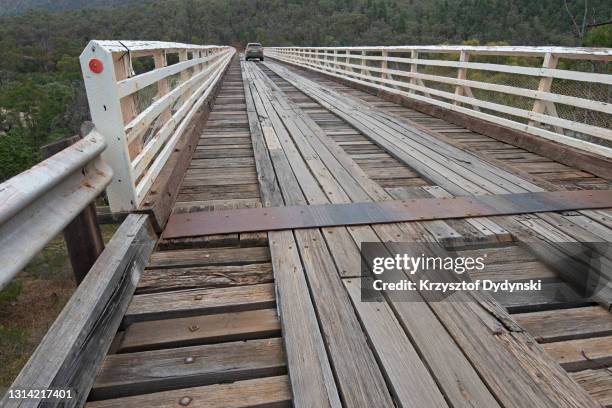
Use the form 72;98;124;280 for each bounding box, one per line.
89;58;104;74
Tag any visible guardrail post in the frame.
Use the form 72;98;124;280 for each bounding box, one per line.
333;50;338;71
530;52;563;134
80;41;138;212
381;50;388;78
346;50;351;76
114;54;140;158
454;51;469;103
408;49;432;98
179;50;190;97
409;50;419;94
41;136;105;284
153;50;172;130
361;50;367;76
454;51;479;110
381;49;394;88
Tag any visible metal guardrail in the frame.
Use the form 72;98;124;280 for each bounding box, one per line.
80;40;236;212
266;45;612;158
0;130;112;290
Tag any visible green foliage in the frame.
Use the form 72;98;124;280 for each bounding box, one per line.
583;25;612;47
0;129;39;180
0;0;143;16
0;325;26;356
0;76;76;180
0;282;22;304
0;323;28;386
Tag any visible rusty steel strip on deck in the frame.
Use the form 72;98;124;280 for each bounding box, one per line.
163;189;612;238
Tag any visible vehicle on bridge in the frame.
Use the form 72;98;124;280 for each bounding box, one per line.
245;42;264;61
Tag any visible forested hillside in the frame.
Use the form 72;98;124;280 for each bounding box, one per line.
0;0;610;180
0;0;143;16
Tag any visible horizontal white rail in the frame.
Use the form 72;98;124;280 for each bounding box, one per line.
266;45;612;158
80;40;235;211
0;130;112;289
272;45;612;59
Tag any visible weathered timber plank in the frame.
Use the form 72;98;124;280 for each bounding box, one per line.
187;157;255;168
137;263;273;294
191;148;253;159
513;306;612;343
181;175;258;186
86;376;291;408
178;183;260;195
543;336;612;371
124;283;275;323
172;198;262;214
90;338;285;400
176;187;260;202
119;308;280;353
156;233;241;250
147;246;270;268
571;369;612;407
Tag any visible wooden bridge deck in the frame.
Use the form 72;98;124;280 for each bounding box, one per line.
85;56;612;407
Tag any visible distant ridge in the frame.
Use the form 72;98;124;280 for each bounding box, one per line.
0;0;145;16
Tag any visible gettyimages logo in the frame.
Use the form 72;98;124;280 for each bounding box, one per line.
371;252;486;275
360;241;609;303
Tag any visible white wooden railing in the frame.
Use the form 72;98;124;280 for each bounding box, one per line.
266;46;612;158
80;41;235;212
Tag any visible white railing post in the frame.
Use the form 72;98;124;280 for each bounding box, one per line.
153;50;172;141
80;41;138;212
530;52;563;133
381;49;395;88
178;49;191;103
346;50;351;77
454;51;468;103
333;50;338;71
454;51;478;110
381;50;388;79
361;50;368;76
409;50;419;94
